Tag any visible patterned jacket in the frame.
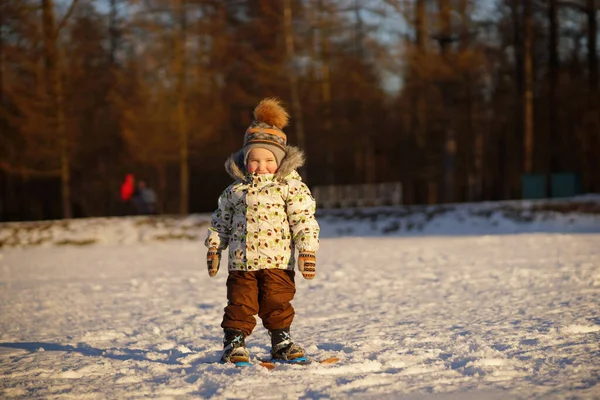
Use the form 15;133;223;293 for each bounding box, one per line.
204;146;320;272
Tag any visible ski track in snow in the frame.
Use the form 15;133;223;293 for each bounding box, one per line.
1;234;600;399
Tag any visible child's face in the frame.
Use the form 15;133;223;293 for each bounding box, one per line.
246;148;278;174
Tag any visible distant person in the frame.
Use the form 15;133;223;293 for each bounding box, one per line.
134;180;158;215
119;174;136;215
204;98;320;365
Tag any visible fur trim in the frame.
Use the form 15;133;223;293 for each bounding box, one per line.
225;145;305;182
225;151;247;181
254;98;289;129
275;145;304;179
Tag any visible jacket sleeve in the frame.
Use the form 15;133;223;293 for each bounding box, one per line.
204;188;234;251
286;180;320;253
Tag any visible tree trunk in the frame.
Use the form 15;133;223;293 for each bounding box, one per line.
157;162;167;214
586;0;598;192
0;1;4;218
437;0;452;48
405;0;428;204
587;0;598;93
467;79;483;201
458;0;469;51
107;0;119;216
42;0;71;218
428;181;438;205
0;0;3;112
437;0;455;203
57;55;70;218
443;127;456;203
109;0;118;65
413;0;427;148
352;1;374;183
283;0;307;181
0;0;4;137
364;139;376;183
510;0;524;198
416;0;426;49
173;0;189;214
548;0;559;181
415;0;427;150
318;0;334;185
459;0;482;201
523;0;534;175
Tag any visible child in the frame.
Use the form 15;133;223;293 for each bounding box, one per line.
205;98;320;364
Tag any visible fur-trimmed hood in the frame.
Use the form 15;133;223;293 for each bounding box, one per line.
224;145;305;182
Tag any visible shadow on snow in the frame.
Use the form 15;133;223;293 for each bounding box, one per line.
0;341;220;366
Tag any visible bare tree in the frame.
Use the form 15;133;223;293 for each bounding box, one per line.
415;0;428;156
317;0;334;184
523;0;534;174
586;0;598;191
587;0;598;93
43;0;79;218
283;0;307;180
548;0;559;175
173;0;189;214
436;0;457;203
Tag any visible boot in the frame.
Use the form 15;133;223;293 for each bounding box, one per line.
220;329;250;363
269;328;305;360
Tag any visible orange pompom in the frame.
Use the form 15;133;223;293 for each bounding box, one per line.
253;98;290;129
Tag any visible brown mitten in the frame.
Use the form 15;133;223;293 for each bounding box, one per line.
207;248;221;277
298;251;316;280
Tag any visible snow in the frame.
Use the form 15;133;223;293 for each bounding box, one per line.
1;201;600;398
1;196;599;249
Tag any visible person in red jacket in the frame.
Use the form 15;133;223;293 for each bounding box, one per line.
120;174;135;201
120;174;136;215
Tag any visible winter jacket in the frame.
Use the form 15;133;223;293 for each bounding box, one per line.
205;146;320;272
120;174;135;201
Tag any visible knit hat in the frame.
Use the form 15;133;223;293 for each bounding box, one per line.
243;98;289;166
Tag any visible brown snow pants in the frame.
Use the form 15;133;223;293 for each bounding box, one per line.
221;269;296;336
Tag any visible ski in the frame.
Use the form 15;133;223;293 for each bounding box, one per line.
203;356;339;370
258;356;340;370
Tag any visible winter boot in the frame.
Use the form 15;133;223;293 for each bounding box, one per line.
220;329;250;363
269;328;305;361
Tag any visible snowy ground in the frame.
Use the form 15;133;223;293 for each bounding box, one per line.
1;229;600;398
2;196;599;248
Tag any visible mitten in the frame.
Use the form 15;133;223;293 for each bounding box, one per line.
207;248;221;277
298;251;316;280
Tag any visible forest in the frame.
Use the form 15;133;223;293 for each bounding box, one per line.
0;0;598;221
